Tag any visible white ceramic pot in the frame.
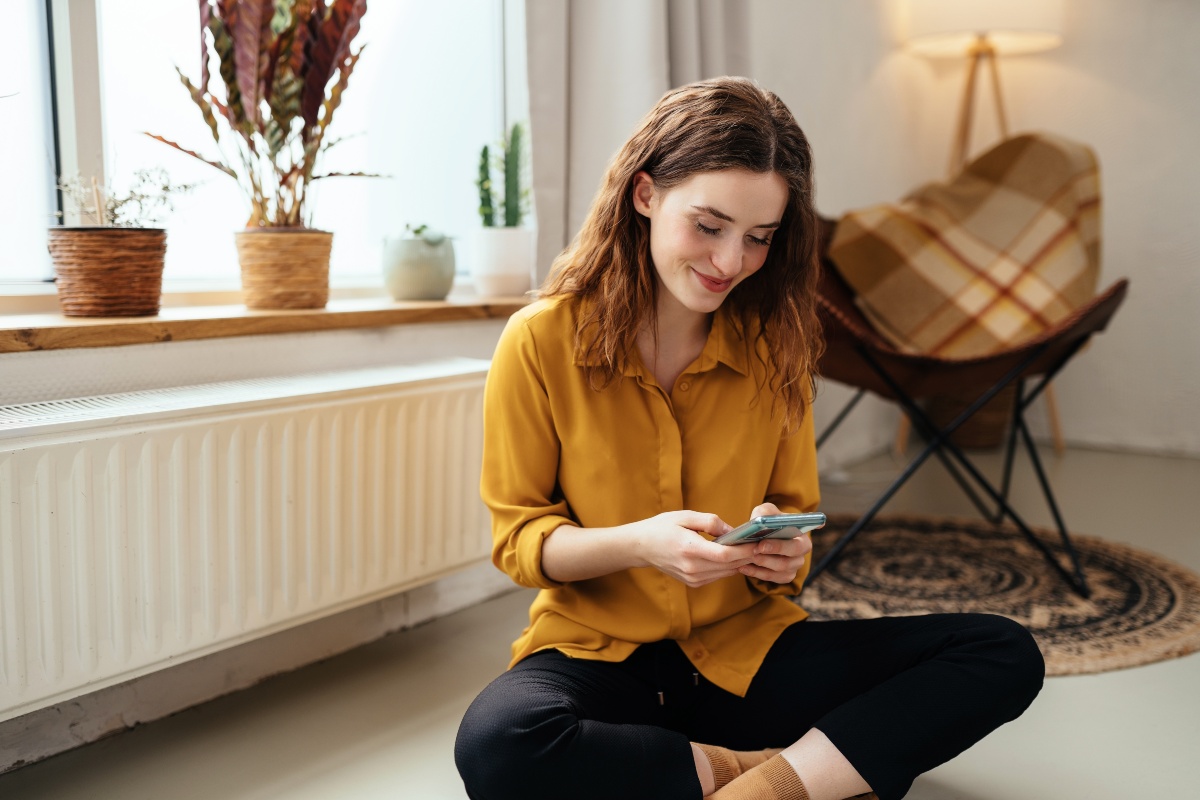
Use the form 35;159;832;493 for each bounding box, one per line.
469;227;534;296
382;231;456;300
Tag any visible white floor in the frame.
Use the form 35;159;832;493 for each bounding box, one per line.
2;445;1198;799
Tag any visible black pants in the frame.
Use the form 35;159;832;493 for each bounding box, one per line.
455;613;1044;800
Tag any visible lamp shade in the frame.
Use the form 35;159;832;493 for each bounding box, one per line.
905;0;1064;57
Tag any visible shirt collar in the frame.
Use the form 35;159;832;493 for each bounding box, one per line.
697;305;751;377
571;299;751;378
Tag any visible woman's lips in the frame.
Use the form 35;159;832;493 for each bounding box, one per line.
693;269;732;293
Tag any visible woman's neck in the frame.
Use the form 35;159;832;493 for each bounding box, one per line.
636;295;713;392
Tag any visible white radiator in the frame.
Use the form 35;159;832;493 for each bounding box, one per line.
0;359;492;722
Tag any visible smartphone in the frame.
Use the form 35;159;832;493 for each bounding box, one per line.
713;512;827;545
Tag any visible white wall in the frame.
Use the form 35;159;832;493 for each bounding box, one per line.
749;0;1200;457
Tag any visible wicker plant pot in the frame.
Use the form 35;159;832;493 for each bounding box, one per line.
235;228;332;310
48;227;167;317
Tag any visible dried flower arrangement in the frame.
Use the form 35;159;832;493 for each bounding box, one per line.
56;168;197;228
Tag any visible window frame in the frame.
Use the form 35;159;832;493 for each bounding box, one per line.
5;0;526;304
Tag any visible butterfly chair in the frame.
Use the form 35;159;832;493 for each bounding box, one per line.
809;215;1128;599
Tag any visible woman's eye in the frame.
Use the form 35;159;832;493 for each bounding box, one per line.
748;234;772;247
694;221;721;236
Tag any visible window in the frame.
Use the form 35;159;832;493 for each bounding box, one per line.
0;1;58;283
6;0;520;288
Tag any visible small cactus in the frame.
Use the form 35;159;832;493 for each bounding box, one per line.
477;145;495;227
476;123;527;228
503;123;523;227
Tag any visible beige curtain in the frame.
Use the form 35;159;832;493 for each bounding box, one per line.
524;0;749;283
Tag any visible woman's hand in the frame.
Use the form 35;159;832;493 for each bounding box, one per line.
737;502;814;584
630;510;761;588
541;506;809;587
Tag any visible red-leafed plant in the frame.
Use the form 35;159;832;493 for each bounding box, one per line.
147;0;373;228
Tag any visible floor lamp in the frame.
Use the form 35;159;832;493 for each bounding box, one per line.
895;0;1068;455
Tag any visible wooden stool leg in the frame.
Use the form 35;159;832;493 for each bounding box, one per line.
894;414;912;458
1045;383;1066;455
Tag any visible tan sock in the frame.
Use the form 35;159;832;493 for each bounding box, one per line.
707;754;809;800
694;743;786;790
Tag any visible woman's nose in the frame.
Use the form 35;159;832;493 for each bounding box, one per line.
710;240;743;277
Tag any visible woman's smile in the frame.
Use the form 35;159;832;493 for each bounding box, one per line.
692;268;734;293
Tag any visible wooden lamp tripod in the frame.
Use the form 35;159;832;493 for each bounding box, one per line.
897;3;1067;456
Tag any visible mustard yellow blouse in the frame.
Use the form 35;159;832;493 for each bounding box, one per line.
482;295;819;697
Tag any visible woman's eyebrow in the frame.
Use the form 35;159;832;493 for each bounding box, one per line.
690;205;781;229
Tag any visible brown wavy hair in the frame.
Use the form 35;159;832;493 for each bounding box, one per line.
540;76;823;429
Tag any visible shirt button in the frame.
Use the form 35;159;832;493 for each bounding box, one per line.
679;381;691;391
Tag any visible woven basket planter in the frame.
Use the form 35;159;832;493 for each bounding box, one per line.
48;227;167;317
235;228;332;310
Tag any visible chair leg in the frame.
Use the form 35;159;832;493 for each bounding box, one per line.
816;389;866;451
923;415;1092;597
1044;384;1067;455
900;405;1004;522
811;344;1092;598
893;414;911;459
1015;412;1089;593
810;425;950;582
811;349;1022;585
993;379;1025;524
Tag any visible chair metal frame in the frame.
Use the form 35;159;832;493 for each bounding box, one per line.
808;231;1129;599
812;339;1093;597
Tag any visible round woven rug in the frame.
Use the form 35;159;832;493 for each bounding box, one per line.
802;514;1200;676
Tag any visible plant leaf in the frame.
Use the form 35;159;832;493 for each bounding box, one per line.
208;15;246;129
317;45;360;139
230;0;270;130
259;2;289;114
327;0;366;81
143;132;238;179
199;0;213;90
302;0;366;136
266;1;308;153
175;67;221;145
309;170;383;180
287;0;315;77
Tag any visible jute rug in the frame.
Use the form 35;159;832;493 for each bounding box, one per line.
801;514;1200;676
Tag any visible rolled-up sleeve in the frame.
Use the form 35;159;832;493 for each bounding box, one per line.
482;313;575;589
748;395;820;597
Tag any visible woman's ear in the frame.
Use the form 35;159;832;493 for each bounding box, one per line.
631;171;656;217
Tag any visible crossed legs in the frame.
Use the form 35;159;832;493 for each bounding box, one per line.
455;613;1044;800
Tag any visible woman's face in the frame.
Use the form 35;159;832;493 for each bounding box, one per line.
631;168;788;318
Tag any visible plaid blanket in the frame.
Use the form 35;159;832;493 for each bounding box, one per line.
828;133;1101;359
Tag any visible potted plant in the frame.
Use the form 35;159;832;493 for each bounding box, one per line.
471;122;533;295
147;0;374;310
382;224;456;301
48;168;194;317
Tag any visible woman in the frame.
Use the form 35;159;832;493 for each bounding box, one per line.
455;77;1044;800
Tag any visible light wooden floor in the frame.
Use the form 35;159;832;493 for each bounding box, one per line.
2;445;1198;799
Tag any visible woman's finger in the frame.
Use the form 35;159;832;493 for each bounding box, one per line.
749;502;781;519
739;563;799;584
754;536;813;558
668;510;732;538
